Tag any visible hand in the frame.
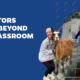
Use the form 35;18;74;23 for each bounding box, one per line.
52;49;55;53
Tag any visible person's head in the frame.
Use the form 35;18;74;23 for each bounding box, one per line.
46;28;53;39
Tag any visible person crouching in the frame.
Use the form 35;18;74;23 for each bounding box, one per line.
38;28;55;80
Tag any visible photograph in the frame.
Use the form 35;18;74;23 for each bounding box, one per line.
0;0;80;80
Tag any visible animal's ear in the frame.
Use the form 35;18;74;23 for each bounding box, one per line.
51;27;54;32
58;27;62;32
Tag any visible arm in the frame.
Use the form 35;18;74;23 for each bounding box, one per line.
40;41;53;55
75;32;79;39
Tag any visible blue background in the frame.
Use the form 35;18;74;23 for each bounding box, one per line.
0;0;79;80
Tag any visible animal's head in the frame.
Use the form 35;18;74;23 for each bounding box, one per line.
51;27;62;42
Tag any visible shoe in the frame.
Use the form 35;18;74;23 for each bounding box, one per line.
43;76;50;80
48;74;55;79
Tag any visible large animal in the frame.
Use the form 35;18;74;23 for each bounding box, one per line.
50;27;74;75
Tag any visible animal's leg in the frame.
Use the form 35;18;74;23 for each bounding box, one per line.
70;53;72;64
56;59;59;75
62;57;65;73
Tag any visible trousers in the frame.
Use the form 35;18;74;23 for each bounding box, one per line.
42;60;55;76
77;36;80;42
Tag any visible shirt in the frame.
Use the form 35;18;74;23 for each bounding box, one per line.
38;37;54;62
